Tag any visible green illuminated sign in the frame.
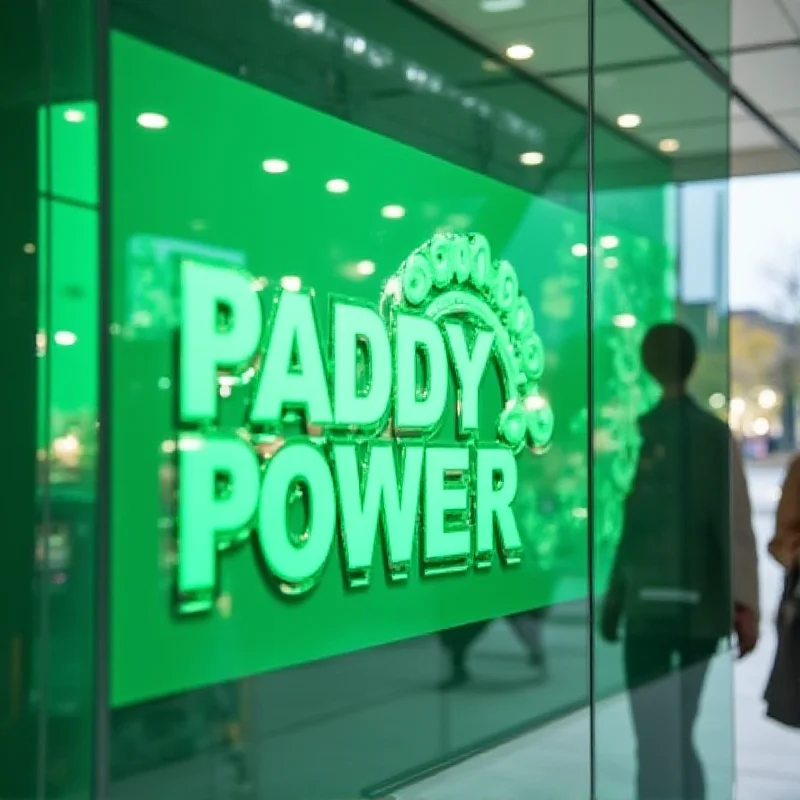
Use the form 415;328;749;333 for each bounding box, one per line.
177;232;553;612
109;32;671;708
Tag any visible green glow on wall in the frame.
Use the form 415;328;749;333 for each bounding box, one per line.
109;31;674;708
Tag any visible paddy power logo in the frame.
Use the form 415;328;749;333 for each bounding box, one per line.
176;232;553;613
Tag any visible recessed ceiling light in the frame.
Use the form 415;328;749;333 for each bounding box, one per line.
481;0;526;11
617;113;641;129
381;204;406;219
599;235;619;249
506;43;534;61
54;331;78;346
356;260;376;276
262;159;289;174
571;243;588;257
293;11;315;29
326;178;350;194
520;151;545;166
23;243;36;254
659;137;680;153
280;276;302;292
137;112;169;130
64;109;86;123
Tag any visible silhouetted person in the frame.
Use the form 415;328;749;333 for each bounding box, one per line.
601;323;759;800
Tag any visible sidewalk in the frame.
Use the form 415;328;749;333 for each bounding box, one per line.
734;462;797;799
398;463;800;800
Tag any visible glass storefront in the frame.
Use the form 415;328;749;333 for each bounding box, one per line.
2;0;737;798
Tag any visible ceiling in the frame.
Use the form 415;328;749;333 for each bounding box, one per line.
408;0;800;175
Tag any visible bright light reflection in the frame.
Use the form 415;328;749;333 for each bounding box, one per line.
53;434;81;462
519;151;544;166
348;36;367;54
709;392;726;410
281;276;302;292
659;138;680;153
293;11;315;29
137;112;169;130
54;331;77;346
356;260;376;276
758;388;778;409
326;178;350;194
753;417;770;436
571;243;588;257
64;109;86;123
382;204;406;219
617;113;642;129
262;159;289;174
506;44;534;61
612;314;637;329
730;397;746;415
524;395;546;411
599;235;619;249
604;256;619;269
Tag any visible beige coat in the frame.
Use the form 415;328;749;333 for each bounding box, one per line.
770;455;800;570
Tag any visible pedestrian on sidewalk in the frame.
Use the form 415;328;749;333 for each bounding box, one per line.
600;322;760;800
764;456;800;728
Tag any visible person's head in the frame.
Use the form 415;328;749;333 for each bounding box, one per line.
641;323;697;394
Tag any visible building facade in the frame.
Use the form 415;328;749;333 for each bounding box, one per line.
1;0;740;798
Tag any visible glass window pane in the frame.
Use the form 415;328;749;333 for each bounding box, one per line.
593;3;736;799
106;1;592;798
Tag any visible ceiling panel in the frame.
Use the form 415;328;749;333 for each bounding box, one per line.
409;0;626;29
412;0;585;28
482;17;591;73
731;115;791;150
771;110;800;139
410;1;689;78
732;45;800;113
408;0;800;158
651;0;729;53
778;0;800;30
589;7;685;69
635;120;727;156
732;0;799;48
552;61;727;128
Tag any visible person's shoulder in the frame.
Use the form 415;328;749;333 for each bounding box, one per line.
684;401;732;450
783;452;800;481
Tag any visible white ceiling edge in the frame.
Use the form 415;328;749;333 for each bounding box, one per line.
731;145;800;176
